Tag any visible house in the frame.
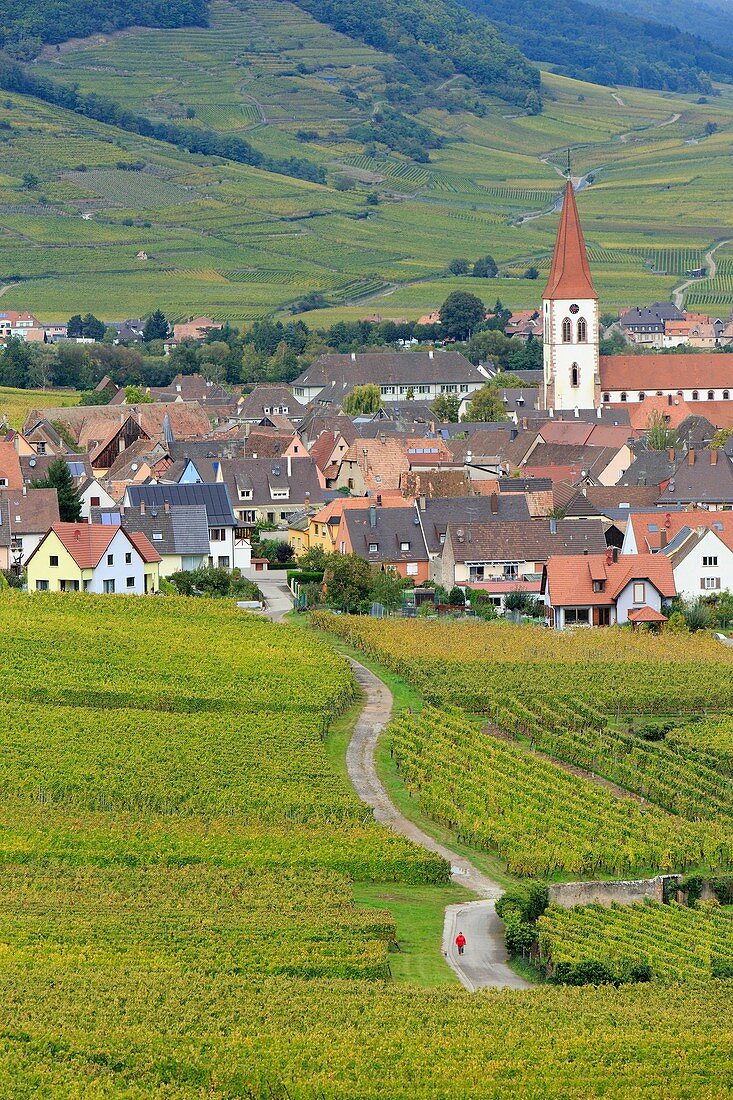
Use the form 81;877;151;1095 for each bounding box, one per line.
91;503;210;577
416;493;530;564
292;350;490;405
0;440;24;489
656;448;733;509
542;549;676;628
217;456;324;533
292;495;407;558
504;310;542;341
519;441;633;486
660;524;733;600
78;478;117;520
437;517;607;590
20;453;92;487
0;311;46;343
172;317;222;342
124;483;247;570
600;355;733;406
340;503;430;583
26;522;160;594
0;488;59;571
22;404;211;453
619;303;683;347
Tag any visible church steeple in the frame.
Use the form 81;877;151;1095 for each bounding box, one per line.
543;180;597;301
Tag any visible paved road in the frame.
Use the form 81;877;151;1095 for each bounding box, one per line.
255;576;294;622
345;657;532;991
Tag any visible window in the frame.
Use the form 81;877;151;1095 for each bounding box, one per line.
439;532;446;545
238;489;253;500
562;317;572;343
577;317;587;342
400;541;410;552
633;582;645;604
725;391;730;400
152;533;163;541
598;607;611;627
703;555;718;567
603;393;610;403
217;556;230;568
125;552;132;564
571;363;579;388
210;528;225;541
36;442;46;455
503;564;519;579
565;608;590;624
49;555;58;567
368;543;379;553
103;579;116;594
0;478;7;487
692;390;699;401
620;392;627;402
406;563;418;576
708;390;715;401
638;392;645;401
106;553;113;566
90;496;100;507
592;579;605;593
468;565;485;582
126;576;135;588
36;580;49;591
703;576;721;590
271;489;289;500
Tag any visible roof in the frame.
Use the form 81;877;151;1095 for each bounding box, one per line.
658;449;733;504
125;482;236;527
342;505;429;563
419;494;530;555
447;518;607;563
91;503;210;557
28;522;160;568
0;488;59;537
521;442;626;479
620;303;683;328
543;181;597;301
294;350;484;389
218;456;324;510
22;403;211;447
239;385;301;420
0;441;23;489
626;508;733;553
600;354;733;393
627;605;668;623
544;552;676;607
125;530;163;564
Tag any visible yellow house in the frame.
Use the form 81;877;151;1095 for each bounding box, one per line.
26;523;161;594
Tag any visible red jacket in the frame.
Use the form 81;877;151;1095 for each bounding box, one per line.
455;934;466;948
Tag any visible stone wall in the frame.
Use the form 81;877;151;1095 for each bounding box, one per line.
548;875;680;909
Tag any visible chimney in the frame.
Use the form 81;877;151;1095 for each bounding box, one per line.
612;546;619;563
668;448;675;461
490;493;498;515
287;454;292;477
711;449;719;466
164;500;171;514
369;505;377;528
549;517;557;535
596;406;602;419
419;494;426;512
660;529;667;548
574;406;579;418
21;485;26;496
376;493;382;506
521;417;528;430
549;407;554;418
688;448;696;466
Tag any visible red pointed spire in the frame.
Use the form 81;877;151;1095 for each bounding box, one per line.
543;181;597;300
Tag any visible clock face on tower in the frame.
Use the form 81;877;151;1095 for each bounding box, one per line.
569;304;580;314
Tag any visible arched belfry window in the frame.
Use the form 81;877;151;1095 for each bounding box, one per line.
577;317;587;342
571;363;580;388
562;317;572;343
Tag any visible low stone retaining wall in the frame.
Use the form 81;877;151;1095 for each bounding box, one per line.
548;875;680;909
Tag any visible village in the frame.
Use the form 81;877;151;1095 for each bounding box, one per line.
2;182;733;629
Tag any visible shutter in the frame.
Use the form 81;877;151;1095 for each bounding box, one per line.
701;578;706;590
717;578;722;590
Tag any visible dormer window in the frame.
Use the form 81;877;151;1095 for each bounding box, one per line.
708;391;714;401
238;488;253;500
592;579;605;593
369;543;378;553
400;541;410;552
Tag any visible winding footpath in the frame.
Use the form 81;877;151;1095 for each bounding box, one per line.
345;658;531;991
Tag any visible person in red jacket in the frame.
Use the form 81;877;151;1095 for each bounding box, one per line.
455;931;467;956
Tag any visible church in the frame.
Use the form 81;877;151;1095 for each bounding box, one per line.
542;183;733;415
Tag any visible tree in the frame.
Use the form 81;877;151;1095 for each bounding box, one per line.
432;394;461;422
524;266;539;279
31;458;81;522
323;553;372;612
472;255;498;278
343;383;382;416
646;409;678;451
67;314;83;338
466;329;513;367
370;568;406;611
143;310;169;342
462;384;508;423
448;258;469;275
439;291;485;341
124;384;152;405
81;314;105;341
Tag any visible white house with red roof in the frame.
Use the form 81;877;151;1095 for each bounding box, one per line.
622;508;733;599
542;548;676;629
26;522;160;594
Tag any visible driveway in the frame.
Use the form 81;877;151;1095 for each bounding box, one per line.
255;576;294;622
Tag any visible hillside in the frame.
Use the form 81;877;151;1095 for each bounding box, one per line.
0;0;729;327
461;0;733;91
583;0;733;55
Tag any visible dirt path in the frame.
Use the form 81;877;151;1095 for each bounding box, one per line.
345;657;531;990
673;238;730;309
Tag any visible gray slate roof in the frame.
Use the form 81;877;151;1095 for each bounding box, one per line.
419;494;530;555
343;505;429;563
91;504;210;556
218;456;324;509
125;483;236;527
446;518;607;562
294;350;484;388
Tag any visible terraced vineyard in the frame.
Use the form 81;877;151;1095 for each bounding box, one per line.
539;901;733;983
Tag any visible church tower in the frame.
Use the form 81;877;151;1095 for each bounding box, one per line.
542;178;599;411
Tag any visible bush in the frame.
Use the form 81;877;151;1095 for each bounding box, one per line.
553;960;617;986
448;586;465;607
168;566;261;600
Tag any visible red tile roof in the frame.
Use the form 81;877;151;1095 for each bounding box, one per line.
543;181;597;301
600;354;733;392
125;530;162;564
33;522;161;568
628;605;668;623
627;509;733;553
544;552;676;607
0;441;23;490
